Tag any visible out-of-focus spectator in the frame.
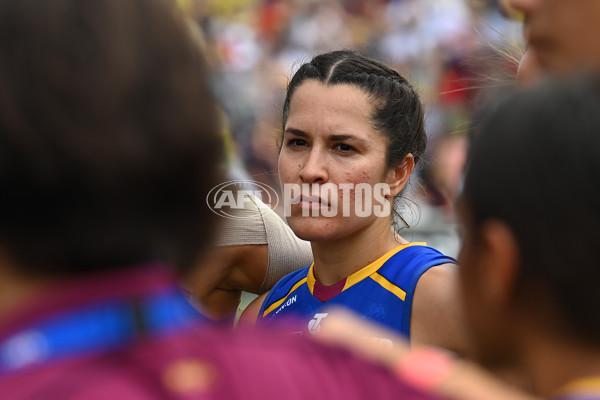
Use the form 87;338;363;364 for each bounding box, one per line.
0;1;458;399
459;76;600;399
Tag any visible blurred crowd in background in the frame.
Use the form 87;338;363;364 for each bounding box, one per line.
181;0;523;257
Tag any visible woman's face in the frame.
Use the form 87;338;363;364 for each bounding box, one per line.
278;80;398;242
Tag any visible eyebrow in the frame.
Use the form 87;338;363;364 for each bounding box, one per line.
329;134;366;144
284;128;308;137
284;128;367;145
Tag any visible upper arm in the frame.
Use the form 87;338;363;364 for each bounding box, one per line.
238;291;268;327
224;244;269;294
183;244;268;319
409;263;467;354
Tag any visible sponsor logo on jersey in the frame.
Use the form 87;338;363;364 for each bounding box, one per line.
307;313;329;333
274;295;297;315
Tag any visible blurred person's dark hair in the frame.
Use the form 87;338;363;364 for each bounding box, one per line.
462;75;600;345
0;0;222;277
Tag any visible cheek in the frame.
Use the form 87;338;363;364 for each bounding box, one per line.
341;171;370;199
278;153;295;183
338;168;388;208
342;169;375;184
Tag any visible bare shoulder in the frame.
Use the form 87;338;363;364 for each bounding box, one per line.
410;262;466;353
416;262;460;295
238;291;269;327
412;263;462;332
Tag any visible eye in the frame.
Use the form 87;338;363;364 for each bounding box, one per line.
287;138;308;148
334;143;356;153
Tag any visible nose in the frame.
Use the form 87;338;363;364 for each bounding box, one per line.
299;149;328;184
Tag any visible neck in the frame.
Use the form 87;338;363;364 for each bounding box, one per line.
310;218;405;285
519;322;600;398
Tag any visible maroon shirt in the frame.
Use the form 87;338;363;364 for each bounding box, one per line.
0;265;442;400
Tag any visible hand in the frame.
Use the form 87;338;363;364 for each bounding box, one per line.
315;308;540;400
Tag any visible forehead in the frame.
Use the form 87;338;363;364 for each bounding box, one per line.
286;80;375;133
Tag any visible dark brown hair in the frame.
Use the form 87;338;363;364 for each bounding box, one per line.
0;0;223;276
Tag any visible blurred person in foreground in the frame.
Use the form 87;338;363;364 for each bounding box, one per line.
502;0;600;83
0;0;448;399
177;13;314;322
456;75;600;399
320;75;600;400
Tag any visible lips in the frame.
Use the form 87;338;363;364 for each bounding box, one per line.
295;194;331;209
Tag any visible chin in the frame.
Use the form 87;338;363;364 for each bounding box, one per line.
287;215;344;242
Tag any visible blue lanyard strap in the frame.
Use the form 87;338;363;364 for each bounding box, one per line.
0;288;202;373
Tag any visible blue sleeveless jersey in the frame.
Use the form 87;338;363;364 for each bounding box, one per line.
258;243;456;338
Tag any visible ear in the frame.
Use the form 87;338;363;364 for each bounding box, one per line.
386;154;415;198
477;219;520;309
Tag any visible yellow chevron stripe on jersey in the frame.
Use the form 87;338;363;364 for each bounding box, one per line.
259;243;455;338
306;263;317;294
370;272;407;301
304;243;426;295
262;277;308;317
342;242;426;292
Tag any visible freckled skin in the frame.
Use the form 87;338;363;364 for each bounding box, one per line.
278;80;396;243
